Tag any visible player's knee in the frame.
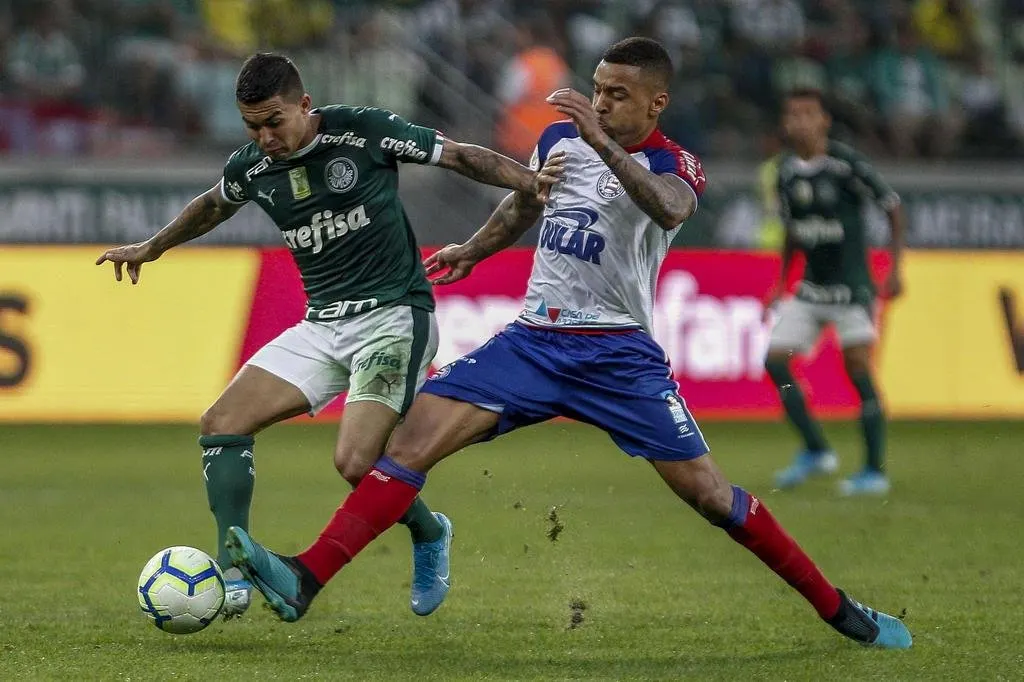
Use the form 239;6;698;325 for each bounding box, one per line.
333;449;375;486
199;405;242;437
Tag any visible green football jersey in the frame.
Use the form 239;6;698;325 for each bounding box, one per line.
220;105;444;320
777;141;899;306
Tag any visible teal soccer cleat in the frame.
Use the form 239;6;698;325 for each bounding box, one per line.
410;512;453;616
775;450;839;489
829;589;913;649
224;526;320;622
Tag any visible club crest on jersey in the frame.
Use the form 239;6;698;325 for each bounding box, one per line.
596;169;625;200
791;179;813;206
539;207;605;265
325;157;358;193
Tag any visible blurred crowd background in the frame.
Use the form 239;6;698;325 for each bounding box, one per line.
2;0;1023;161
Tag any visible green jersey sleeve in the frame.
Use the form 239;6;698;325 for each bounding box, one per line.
363;108;444;166
847;148;900;211
219;149;252;205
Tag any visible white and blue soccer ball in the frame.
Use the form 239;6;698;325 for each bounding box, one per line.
137;546;225;634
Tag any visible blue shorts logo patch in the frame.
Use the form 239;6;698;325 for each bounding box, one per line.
661;390;691;436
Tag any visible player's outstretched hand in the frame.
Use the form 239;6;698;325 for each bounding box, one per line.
424;243;477;286
534;151;566;204
95;241;160;285
546;88;607;148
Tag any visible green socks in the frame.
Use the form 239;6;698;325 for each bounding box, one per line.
849;373;885;473
398;496;444;544
765;359;831;453
199;434;255;568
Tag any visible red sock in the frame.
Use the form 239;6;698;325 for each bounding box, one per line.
727;491;841;620
298;468;419;585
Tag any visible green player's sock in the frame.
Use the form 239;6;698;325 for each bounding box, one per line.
399;496;444;544
765;359;830;453
849;373;885;473
199;434;255;568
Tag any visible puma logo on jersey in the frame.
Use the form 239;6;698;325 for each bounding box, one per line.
257;188;277;206
281;205;371;254
539;207;606;264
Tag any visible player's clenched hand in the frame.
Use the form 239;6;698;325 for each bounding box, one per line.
534;151;566;204
95;241;160;285
424;243;477;286
546;88;607;148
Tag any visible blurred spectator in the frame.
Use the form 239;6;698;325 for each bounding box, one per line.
957;56;1011;156
495;13;570;162
414;0;511;136
872;18;962;158
6;0;84;103
825;14;883;151
334;7;427;117
731;0;807;111
633;0;727;157
912;0;981;65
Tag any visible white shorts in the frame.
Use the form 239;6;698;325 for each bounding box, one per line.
768;297;877;354
246;305;439;415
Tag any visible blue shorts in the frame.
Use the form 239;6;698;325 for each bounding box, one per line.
421;322;710;461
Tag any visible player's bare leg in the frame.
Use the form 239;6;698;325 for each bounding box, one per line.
226;395;499;621
333;399;451;615
764;348;837;488
649;455;911;648
838;343;890;496
200;365;311;617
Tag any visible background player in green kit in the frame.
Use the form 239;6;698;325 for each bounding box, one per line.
764;89;905;497
96;53;561;618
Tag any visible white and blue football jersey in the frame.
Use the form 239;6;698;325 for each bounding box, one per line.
518;121;706;333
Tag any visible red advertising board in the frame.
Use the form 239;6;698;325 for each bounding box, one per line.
240;248;892;420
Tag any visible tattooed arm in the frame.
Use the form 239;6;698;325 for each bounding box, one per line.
546;88;698;231
590;137;697;230
96;184;242;284
425;151;566;285
436;139;553;196
424;192;545;286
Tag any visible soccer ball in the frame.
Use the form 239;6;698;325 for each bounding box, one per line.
137;546;225;634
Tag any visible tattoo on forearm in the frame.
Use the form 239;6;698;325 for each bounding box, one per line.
451;144;534;193
464;192;542;261
152;191;238;252
595;138;692;229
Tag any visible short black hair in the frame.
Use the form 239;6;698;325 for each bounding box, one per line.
600;37;674;88
235;53;304;104
783;87;830;114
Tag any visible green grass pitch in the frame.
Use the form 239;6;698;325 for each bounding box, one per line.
2;420;1023;680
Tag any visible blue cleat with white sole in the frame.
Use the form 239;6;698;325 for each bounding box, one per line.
839;469;891;496
224;526;320;622
775;449;839;489
829;589;913;649
220;567;252;620
410;512;453;616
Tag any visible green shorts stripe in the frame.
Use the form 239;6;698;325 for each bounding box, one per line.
401;307;431;414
